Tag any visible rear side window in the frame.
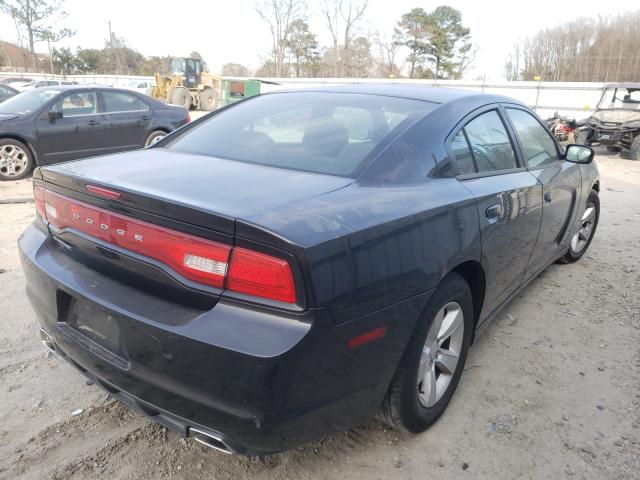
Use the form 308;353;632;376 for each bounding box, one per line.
506;108;559;167
464;111;517;172
103;91;148;112
166;92;435;177
450;130;475;174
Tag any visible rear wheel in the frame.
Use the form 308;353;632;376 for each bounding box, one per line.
171;87;191;110
559;190;599;263
575;130;590;146
0;138;33;181
144;130;167;148
199;89;218;111
379;273;473;433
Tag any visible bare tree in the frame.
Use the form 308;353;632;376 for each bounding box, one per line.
374;31;403;78
0;0;73;69
255;0;306;77
321;0;368;77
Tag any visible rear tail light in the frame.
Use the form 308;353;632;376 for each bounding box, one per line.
34;184;46;219
186;112;191;123
227;247;296;304
35;189;297;304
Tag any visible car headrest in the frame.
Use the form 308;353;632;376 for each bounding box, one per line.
303;118;348;157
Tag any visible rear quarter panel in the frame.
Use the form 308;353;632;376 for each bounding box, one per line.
242;178;481;324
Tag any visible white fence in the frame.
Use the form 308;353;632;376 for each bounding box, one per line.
0;71;608;120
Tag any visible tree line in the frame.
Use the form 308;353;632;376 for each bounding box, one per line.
251;0;473;79
505;12;640;82
0;0;474;80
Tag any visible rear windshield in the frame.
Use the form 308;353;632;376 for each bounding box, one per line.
166;92;434;177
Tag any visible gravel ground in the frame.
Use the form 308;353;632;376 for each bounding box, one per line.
0;153;638;480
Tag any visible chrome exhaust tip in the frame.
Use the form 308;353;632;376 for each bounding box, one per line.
40;328;55;352
188;427;233;454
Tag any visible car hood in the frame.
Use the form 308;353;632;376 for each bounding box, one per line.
40;148;354;222
592;109;640;124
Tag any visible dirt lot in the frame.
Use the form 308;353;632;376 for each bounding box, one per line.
0;153;638;480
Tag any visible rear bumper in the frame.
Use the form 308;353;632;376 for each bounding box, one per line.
19;223;429;454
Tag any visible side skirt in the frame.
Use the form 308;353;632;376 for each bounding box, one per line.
472;247;569;343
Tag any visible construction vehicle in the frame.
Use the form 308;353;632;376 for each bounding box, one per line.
148;57;261;111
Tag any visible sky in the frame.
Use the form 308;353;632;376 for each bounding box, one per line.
0;0;638;79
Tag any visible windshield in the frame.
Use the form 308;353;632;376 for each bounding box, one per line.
165;92;435;177
597;88;640;110
0;89;60;115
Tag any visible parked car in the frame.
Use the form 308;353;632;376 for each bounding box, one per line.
0;76;33;87
0;84;18;103
16;79;76;91
576;82;640;159
124;79;155;94
19;86;600;455
0;86;189;180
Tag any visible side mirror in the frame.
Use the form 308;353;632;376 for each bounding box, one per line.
565;144;594;164
47;110;62;120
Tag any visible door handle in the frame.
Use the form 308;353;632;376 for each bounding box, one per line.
486;204;502;219
544;191;553;202
88;119;101;126
141;115;151;121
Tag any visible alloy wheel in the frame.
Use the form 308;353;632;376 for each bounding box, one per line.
570;201;596;253
417;301;465;408
0;144;28;177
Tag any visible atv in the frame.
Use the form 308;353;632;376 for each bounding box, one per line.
575;83;640;160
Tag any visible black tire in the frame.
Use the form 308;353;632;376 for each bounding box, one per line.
379;272;473;433
171;87;191;110
575;130;590;146
623;135;640;161
0;138;33;181
199;89;218;111
144;130;167;148
558;190;600;264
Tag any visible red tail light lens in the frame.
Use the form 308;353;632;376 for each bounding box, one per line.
227;247;296;304
34;184;46;219
186;112;191;123
37;189;298;304
43;190;231;287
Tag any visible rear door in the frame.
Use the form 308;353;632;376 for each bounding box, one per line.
99;90;153;152
36;90;108;164
448;107;543;320
503;106;582;277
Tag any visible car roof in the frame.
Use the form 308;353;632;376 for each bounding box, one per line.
604;83;640;89
31;85;143;95
265;83;517;106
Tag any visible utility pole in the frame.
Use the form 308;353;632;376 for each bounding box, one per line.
107;20;120;74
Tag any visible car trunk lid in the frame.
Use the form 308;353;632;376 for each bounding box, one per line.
39;148;353;237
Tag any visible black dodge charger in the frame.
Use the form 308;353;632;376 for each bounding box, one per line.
19;85;600;455
0;86;189;180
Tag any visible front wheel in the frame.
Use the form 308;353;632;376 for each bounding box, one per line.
623;135;640;161
575;130;590;146
559;190;599;263
379;272;473;433
199;89;218;111
0;138;33;181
